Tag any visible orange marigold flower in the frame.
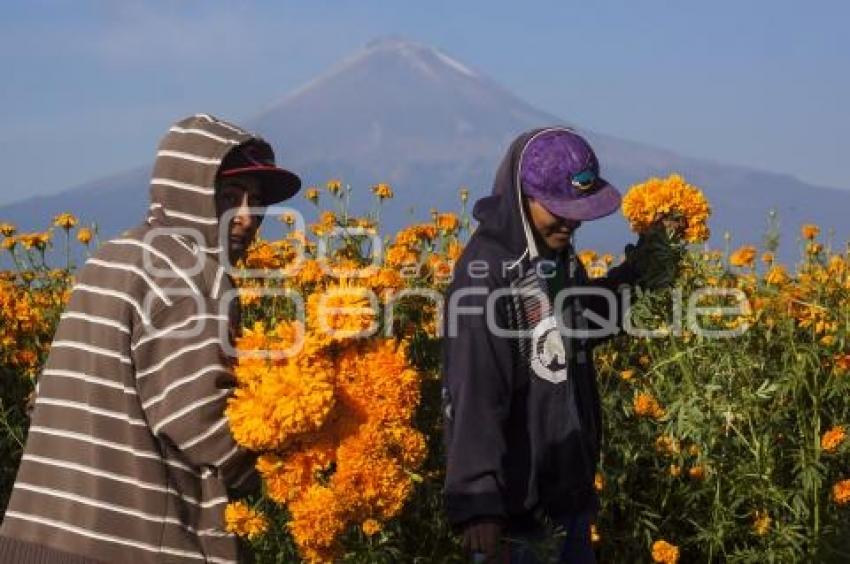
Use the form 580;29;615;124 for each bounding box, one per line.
13;349;38;373
427;254;453;280
76;227;93;245
833;354;850;376
832;479;850;505
590;523;600;545
820;334;837;347
257;448;334;504
577;250;598;267
619;369;635;382
279;211;297;226
822;425;846;453
586;264;607;279
19;231;52;251
633;392;665;419
304;186;320;204
326;179;342;195
447;240;463;262
368;267;404;294
307;280;377;342
385;424;428;468
622;174;711;243
688;465;706;481
436;213;459;233
0;223;15;237
593;472;604;492
243;240;285;270
332;429;415;520
296;259;326;286
669;464;682;478
385;244;420;268
361;518;382;537
371;183;393;200
226;369;335;450
224;501;268;540
414;224;438;241
226;328;335;451
801;223;820;240
752;509;771;536
651;539;680;564
764;264;788;286
336;339;420;424
394;223;437;246
53;212;78;230
655;434;680;456
729;245;757;268
310;210;337;236
288;485;346;564
827;255;848;280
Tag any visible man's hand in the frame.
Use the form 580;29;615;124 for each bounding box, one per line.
627;225;681;290
463;519;505;562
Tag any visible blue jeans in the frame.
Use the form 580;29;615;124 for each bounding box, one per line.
504;512;596;564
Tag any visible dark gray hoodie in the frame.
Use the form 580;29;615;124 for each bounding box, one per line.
442;128;638;532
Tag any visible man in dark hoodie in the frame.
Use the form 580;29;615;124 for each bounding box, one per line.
442;127;642;563
0;114;300;563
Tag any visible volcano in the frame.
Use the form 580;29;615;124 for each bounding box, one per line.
1;36;847;261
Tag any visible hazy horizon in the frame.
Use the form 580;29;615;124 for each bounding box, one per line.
2;1;848;206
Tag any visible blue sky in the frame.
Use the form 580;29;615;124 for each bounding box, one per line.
1;0;848;205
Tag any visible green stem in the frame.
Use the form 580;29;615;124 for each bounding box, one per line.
65;229;71;270
811;353;821;548
9;247;24;276
0;398;24;449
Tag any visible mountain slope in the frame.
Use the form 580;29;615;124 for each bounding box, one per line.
1;37;847;262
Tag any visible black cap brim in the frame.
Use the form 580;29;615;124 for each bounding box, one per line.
220;166;302;205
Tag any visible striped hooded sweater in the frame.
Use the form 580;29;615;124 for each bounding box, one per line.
0;114;271;563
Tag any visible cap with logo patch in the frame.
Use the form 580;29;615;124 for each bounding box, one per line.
520;129;621;221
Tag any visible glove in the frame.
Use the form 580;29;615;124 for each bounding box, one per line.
630;226;681;290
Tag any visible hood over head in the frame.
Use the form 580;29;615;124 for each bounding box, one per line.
146;113;300;260
473;127;571;261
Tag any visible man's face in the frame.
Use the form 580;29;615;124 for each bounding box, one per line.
526;197;582;252
215;175;265;264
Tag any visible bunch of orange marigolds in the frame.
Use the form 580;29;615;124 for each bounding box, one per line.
222;180;465;562
621;173;711;243
0;215;96;377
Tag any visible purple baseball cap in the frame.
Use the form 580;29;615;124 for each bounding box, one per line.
520;129;621;221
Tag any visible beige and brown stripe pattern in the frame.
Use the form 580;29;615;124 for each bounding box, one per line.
0;115;271;563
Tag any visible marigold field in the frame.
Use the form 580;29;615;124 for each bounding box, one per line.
2;175;849;562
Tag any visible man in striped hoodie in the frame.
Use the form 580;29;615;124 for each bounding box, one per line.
0;114;301;563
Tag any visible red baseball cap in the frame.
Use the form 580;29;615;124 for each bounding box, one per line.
219;141;301;205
